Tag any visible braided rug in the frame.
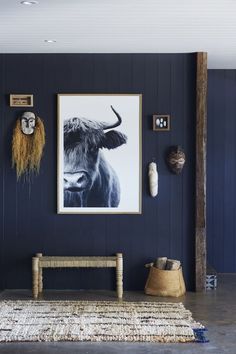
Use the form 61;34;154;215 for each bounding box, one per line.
0;300;204;343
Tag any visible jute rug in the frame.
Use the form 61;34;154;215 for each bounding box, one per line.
0;300;204;343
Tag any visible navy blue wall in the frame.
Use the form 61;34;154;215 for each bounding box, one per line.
207;70;236;272
0;54;196;291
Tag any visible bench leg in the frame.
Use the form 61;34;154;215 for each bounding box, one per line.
116;253;123;300
38;267;43;293
36;253;43;293
32;257;39;299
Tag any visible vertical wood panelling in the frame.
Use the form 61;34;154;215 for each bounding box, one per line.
156;55;172;259
183;55;196;290
0;55;4;289
170;55;184;263
222;71;235;272
207;70;236;272
206;71;215;269
0;54;196;290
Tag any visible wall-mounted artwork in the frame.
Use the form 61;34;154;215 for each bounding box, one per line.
153;115;170;131
57;94;142;214
12;112;45;179
166;145;186;174
10;94;33;107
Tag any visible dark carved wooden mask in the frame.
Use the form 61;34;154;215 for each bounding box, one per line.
166;145;186;174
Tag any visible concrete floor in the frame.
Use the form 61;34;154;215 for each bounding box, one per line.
0;274;235;354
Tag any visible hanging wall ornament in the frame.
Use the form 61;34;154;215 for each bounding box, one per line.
166;145;186;175
12;111;45;179
148;162;158;197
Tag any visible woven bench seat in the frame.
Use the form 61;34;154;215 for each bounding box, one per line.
32;253;123;300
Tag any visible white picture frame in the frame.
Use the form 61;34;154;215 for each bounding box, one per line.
57;94;142;214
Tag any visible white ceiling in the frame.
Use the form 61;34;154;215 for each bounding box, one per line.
0;0;235;68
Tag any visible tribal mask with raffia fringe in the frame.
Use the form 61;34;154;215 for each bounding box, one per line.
12;112;45;179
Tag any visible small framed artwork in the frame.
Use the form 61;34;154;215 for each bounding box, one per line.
10;94;33;107
57;93;142;214
153;114;170;131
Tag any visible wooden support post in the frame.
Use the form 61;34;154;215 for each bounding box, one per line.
36;253;43;293
116;253;123;300
32;257;39;299
195;52;207;292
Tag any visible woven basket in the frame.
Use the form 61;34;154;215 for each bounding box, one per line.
145;266;186;297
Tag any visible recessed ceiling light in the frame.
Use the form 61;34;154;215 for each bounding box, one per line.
20;1;39;5
44;39;57;43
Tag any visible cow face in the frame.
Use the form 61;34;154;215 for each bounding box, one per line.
63;106;127;195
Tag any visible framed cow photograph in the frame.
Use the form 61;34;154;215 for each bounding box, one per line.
57;94;142;214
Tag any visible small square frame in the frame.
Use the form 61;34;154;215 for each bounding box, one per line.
10;94;33;107
153;114;170;131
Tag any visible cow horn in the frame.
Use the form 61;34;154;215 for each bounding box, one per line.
102;106;122;130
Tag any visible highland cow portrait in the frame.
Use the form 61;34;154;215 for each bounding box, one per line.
64;106;127;208
57;94;142;214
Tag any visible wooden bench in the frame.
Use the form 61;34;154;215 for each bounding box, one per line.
32;253;123;300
